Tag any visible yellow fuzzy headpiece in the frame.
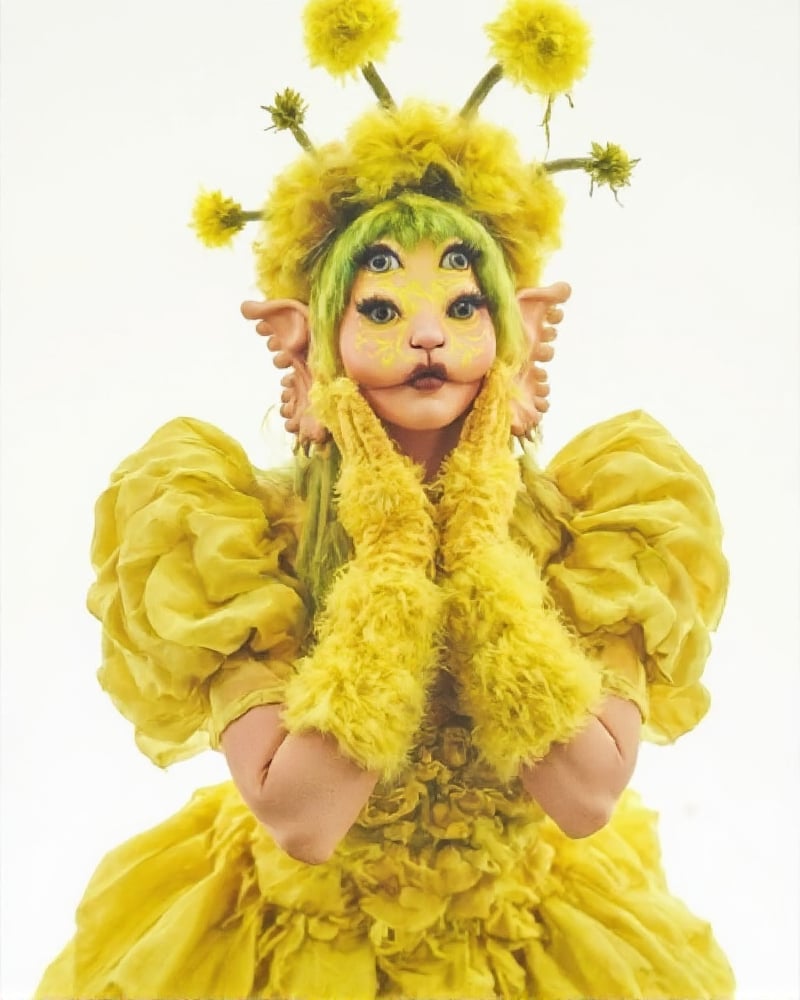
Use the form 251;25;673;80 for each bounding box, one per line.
192;0;638;304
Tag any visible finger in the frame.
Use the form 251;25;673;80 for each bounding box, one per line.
544;307;564;324
539;281;572;304
534;342;555;362
533;365;548;382
241;300;272;321
539;325;558;343
535;397;551;413
272;351;293;369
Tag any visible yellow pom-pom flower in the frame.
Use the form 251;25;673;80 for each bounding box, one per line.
486;0;591;97
190;190;248;248
302;0;400;78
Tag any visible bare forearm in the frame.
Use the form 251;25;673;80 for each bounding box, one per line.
519;696;641;838
221;704;379;864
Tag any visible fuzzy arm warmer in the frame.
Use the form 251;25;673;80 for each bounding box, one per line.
282;379;443;779
438;365;602;781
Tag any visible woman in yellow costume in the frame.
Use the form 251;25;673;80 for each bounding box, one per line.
37;1;736;997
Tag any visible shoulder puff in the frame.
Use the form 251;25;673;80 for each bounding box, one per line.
542;411;728;743
88;418;308;765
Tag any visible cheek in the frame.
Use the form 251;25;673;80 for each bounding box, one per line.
447;316;497;373
339;308;410;379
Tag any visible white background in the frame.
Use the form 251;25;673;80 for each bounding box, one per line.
1;1;798;997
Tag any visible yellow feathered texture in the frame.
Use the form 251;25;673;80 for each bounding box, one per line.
487;0;592;96
282;378;444;778
302;0;400;78
255;100;563;302
87;418;308;766
190;190;246;248
437;367;601;780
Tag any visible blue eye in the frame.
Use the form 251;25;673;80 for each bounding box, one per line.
441;244;475;270
448;294;486;319
357;298;399;324
363;248;401;273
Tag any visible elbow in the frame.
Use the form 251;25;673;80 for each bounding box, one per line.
269;825;338;866
548;794;617;840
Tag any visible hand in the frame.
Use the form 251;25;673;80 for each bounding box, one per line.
312;377;437;570
437;364;521;569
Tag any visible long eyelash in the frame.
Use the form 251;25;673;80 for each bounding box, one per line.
356;296;401;317
357;243;400;268
448;292;487;312
442;241;482;265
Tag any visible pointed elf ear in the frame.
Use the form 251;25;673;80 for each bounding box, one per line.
240;299;329;446
510;282;571;438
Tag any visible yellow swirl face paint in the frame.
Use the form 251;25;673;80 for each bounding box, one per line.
338;239;497;436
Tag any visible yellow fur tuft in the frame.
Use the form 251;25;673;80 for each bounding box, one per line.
283;377;444;777
302;0;400;78
437;367;601;780
190;190;247;248
486;0;592;97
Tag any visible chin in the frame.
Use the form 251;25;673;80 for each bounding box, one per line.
363;383;482;433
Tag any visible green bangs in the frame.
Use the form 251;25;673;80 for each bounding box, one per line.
308;193;527;379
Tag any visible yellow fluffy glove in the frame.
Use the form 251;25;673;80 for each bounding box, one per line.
282;378;444;778
438;364;602;781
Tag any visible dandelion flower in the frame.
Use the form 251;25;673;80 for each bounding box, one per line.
264;88;308;133
303;0;400;78
190;190;249;248
486;0;591;97
587;141;639;198
262;89;315;152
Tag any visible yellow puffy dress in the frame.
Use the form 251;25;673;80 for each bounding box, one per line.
37;412;735;1000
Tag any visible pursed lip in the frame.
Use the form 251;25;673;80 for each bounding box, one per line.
407;363;448;389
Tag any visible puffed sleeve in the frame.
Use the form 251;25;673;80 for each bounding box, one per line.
87;418;309;766
542;411;728;744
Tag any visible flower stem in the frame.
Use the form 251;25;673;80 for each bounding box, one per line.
460;64;504;118
291;126;315;154
240;211;263;223
362;63;396;109
543;157;592;174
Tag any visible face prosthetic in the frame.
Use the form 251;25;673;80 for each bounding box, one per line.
337;238;498;434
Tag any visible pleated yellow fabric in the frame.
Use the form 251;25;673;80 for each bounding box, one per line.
38;412;735;999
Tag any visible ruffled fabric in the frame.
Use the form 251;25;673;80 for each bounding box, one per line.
37;776;734;1000
541;410;728;742
88;418;309;764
